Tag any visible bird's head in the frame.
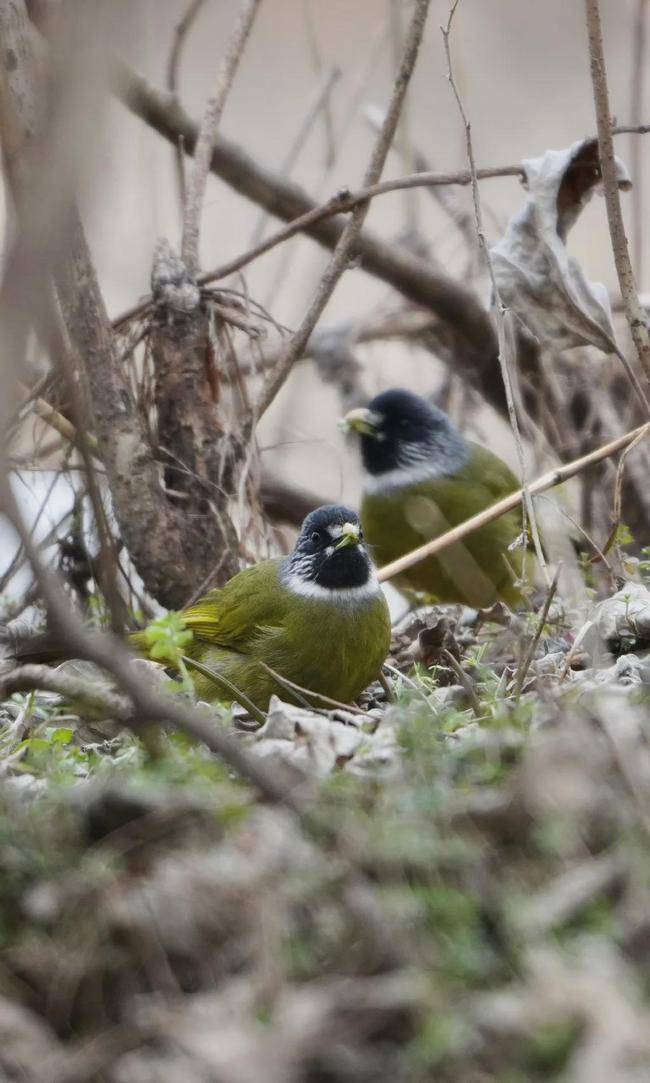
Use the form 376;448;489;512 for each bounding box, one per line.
284;504;376;593
340;387;467;478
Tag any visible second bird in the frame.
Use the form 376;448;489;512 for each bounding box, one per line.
343;389;526;609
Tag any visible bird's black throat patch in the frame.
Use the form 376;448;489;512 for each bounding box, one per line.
314;545;372;590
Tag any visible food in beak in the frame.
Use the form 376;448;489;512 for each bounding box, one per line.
339;408;378;436
335;523;360;550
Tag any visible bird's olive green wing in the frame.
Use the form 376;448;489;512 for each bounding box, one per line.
182;558;287;651
400;444;520;532
361;442;525;607
460;442;520;500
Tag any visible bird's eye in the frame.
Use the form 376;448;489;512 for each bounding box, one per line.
311;530;321;544
359;529;364;541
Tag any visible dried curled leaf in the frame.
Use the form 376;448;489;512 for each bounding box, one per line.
490;139;631;353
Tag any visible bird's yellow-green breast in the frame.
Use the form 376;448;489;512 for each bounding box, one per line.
181;558;390;709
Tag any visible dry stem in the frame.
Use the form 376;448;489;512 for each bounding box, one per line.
585;0;650;384
166;0;208;211
442;0;547;585
181;0;262;273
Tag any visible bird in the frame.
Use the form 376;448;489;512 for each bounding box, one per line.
131;504;391;711
341;388;527;608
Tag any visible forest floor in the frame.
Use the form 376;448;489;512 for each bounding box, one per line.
1;580;650;1082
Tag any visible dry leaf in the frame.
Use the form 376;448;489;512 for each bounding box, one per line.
490;138;631;353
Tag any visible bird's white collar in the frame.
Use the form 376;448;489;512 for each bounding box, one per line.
282;567;381;603
363;460;450;496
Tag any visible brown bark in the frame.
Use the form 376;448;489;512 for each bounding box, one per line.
54;218;197;610
150;241;240;592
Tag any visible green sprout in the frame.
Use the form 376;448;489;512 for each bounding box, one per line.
143;612;195;698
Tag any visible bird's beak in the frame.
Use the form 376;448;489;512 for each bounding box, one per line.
334;522;360;550
338;407;379;437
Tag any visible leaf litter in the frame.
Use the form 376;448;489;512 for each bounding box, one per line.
1;570;650;1080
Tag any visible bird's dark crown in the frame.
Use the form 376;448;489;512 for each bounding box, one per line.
357;388;467;477
283;504;373;591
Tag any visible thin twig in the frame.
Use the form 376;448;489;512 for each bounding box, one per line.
585;0;650;384
195;165;523;289
182;654;266;726
31;395;84;445
0;474;296;808
181;0;262;272
365;104;477;258
166;0;208;215
113;64;650;329
377;423;650;583
442;0;548;587
513;565;561;699
255;0;432;419
257;661;368;715
629;0;648;283
167;0;207;93
442;648;481;718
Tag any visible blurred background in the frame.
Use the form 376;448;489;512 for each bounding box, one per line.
97;0;648;494
1;0;647;605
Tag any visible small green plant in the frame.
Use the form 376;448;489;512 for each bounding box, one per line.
613;522;633;548
143;612;195;697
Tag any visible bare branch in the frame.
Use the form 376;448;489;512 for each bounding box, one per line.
0;475;297;809
113;62;504;412
255;0;433;417
629;0;648;282
166;0;208;210
585;0;650;384
181;0;262;273
195;164;521;287
166;0;207;94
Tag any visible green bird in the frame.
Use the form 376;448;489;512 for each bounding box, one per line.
342;389;526;608
133;504;391;711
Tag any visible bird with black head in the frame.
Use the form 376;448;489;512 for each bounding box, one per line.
133;503;391;710
8;505;391;712
342;388;527;608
